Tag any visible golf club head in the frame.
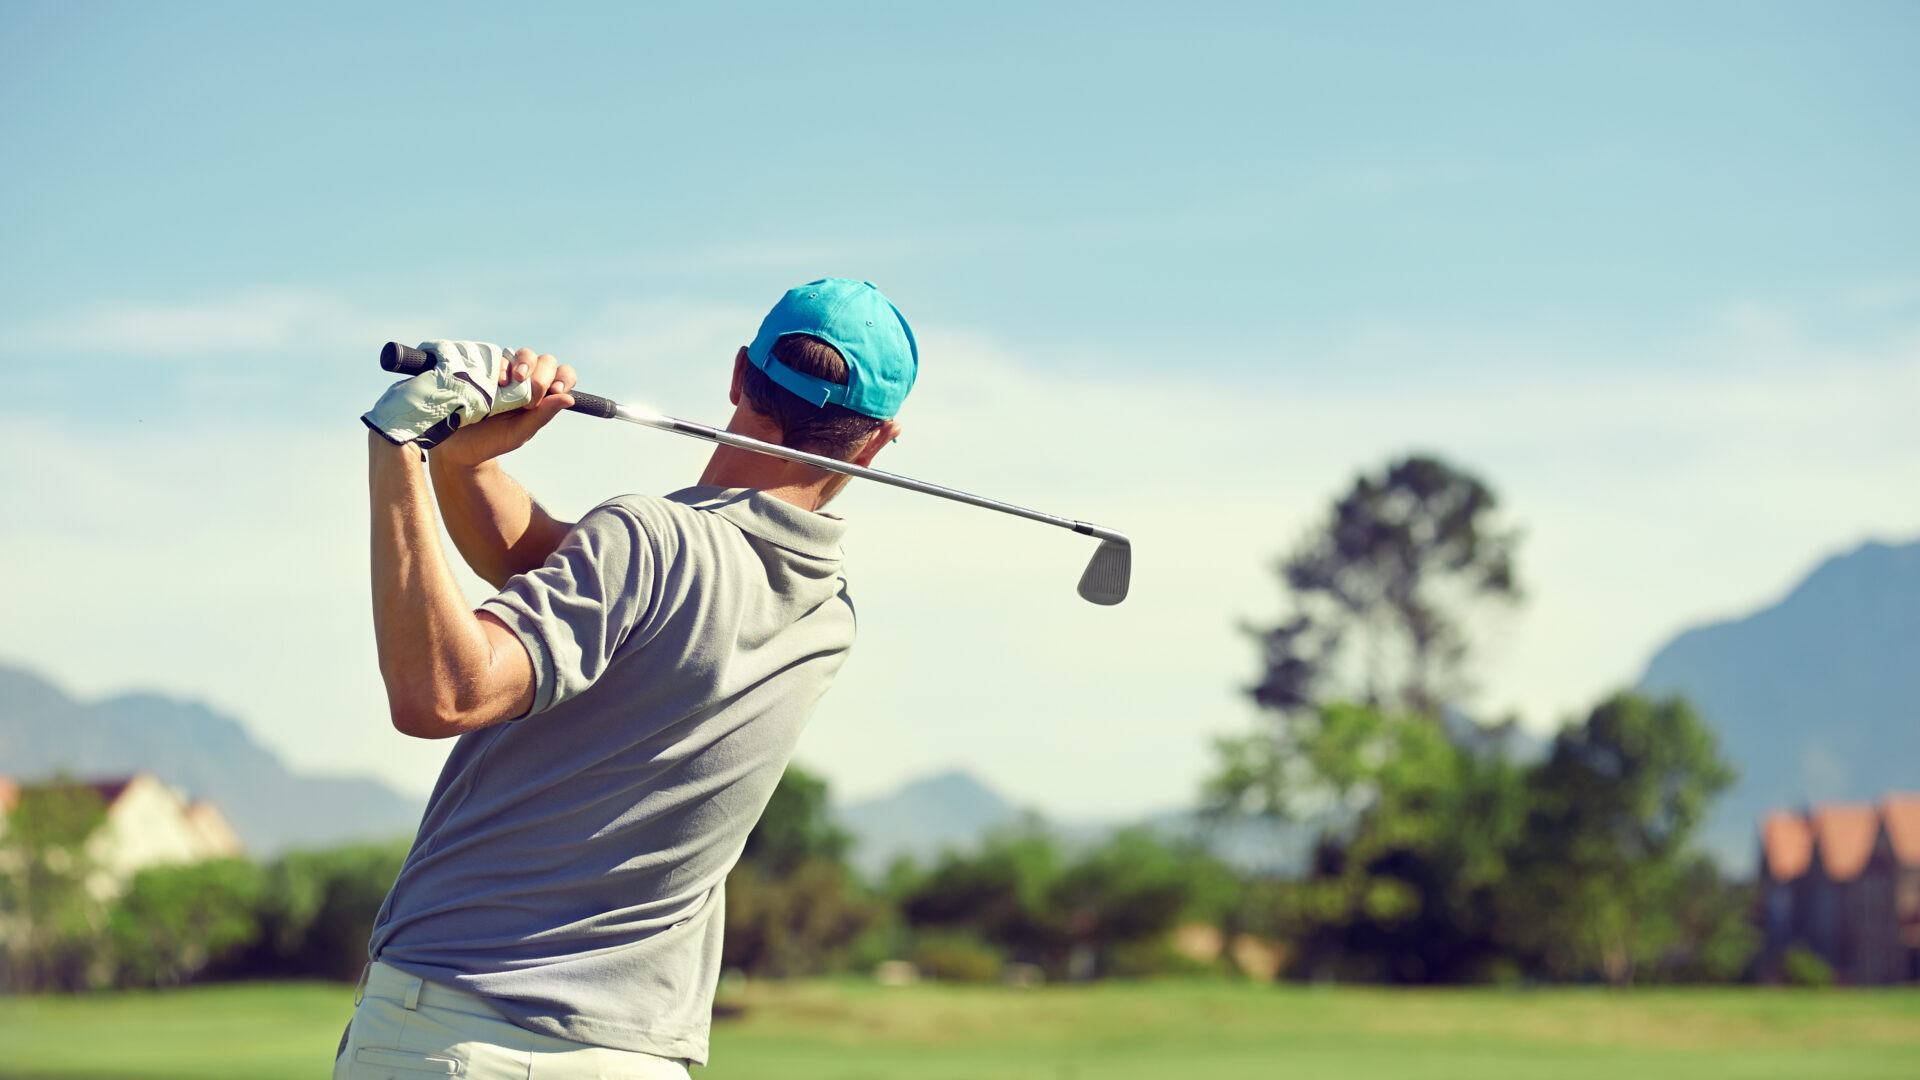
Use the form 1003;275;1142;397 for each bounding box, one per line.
1077;538;1132;605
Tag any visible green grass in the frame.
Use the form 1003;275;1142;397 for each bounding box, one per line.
0;981;351;1080
2;979;1916;1080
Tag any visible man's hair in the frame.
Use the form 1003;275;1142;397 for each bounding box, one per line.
741;334;884;459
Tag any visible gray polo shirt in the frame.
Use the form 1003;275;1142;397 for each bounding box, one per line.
366;485;856;1065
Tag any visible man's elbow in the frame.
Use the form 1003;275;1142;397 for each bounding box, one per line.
379;626;530;739
385;683;485;740
387;697;460;739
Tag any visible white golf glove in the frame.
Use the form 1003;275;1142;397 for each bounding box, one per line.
361;340;535;449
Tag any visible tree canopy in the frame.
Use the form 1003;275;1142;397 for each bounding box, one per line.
1205;453;1749;984
1251;453;1521;721
1503;693;1740;984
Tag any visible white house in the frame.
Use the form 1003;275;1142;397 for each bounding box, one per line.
0;772;244;896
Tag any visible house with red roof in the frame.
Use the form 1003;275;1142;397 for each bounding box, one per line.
1759;793;1920;984
0;772;243;898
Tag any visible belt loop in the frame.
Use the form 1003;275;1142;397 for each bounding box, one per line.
403;975;423;1011
353;962;371;1006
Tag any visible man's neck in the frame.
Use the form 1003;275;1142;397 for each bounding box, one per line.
697;409;838;512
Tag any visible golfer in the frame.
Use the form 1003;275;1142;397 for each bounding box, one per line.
340;279;916;1078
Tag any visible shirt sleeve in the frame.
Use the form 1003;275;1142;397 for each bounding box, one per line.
477;501;658;718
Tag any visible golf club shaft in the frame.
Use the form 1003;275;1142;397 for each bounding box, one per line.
380;342;1125;544
606;403;1122;542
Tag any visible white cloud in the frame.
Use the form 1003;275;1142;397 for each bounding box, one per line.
1836;277;1920;318
18;290;383;356
4;294;1917;822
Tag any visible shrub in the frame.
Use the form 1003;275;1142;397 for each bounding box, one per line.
911;933;1004;983
722;857;880;978
1781;945;1834;989
109;858;264;987
1106;937;1219;979
0;781;111;991
233;841;410;981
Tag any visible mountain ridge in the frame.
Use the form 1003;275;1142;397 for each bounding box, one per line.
1638;537;1920;870
834;769;1024;874
832;767;1314;876
0;663;423;855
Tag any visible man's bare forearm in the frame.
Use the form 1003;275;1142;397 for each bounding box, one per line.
428;454;575;589
370;433;533;735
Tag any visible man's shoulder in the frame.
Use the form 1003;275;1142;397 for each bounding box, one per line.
585;487;845;566
587;491;735;533
579;490;749;555
576;494;704;557
588;492;690;523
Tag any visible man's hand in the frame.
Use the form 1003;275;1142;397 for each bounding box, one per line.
362;341;568;450
421;348;581;589
431;349;579;466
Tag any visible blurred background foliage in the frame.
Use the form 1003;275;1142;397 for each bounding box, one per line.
0;826;409;992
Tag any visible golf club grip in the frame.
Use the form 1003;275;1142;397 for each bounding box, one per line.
380;342;434;375
565;391;617;418
376;343;617;419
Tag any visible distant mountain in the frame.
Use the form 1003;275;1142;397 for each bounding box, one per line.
834;768;1317;877
1639;539;1920;872
835;770;1024;874
0;663;423;855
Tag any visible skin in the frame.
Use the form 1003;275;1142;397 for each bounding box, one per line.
370;347;901;740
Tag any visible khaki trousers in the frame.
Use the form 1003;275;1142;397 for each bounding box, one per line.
334;962;692;1080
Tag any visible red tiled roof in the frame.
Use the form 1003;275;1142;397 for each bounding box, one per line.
87;778;138;806
1811;803;1879;882
0;777;18;815
1762;811;1814;881
1882;793;1920;867
4;775;143;810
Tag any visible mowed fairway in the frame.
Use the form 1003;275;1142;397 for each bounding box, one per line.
2;980;1916;1080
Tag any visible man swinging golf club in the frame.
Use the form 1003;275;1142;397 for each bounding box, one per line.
341;279;914;1078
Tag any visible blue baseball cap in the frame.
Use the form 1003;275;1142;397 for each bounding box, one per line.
747;279;918;420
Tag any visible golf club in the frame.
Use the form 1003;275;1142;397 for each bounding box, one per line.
380;343;1132;605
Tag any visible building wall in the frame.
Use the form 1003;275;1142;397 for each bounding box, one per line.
1849;859;1896;984
1897;860;1920;982
1758;869;1814;977
184;801;243;856
80;774;244;898
1806;872;1849;975
1758;803;1920;985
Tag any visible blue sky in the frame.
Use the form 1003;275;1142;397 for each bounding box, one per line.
3;2;1916;817
8;3;1914;368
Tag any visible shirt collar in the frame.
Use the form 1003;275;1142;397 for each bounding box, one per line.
664;486;846;560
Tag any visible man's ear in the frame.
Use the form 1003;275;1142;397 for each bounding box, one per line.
850;420;903;468
730;347;750;406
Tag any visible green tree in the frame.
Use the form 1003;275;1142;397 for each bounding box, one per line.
898;823;1232;980
722;765;878;977
1503;692;1737;985
899;821;1065;971
238;841;410;981
0;781;110;991
1253;454;1521;722
1647;854;1759;984
739;764;850;877
1276;704;1528;983
1201;454;1547;984
723;856;878;978
1049;828;1239;977
108;858;264;987
1212;454;1521;824
1210;455;1754;986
